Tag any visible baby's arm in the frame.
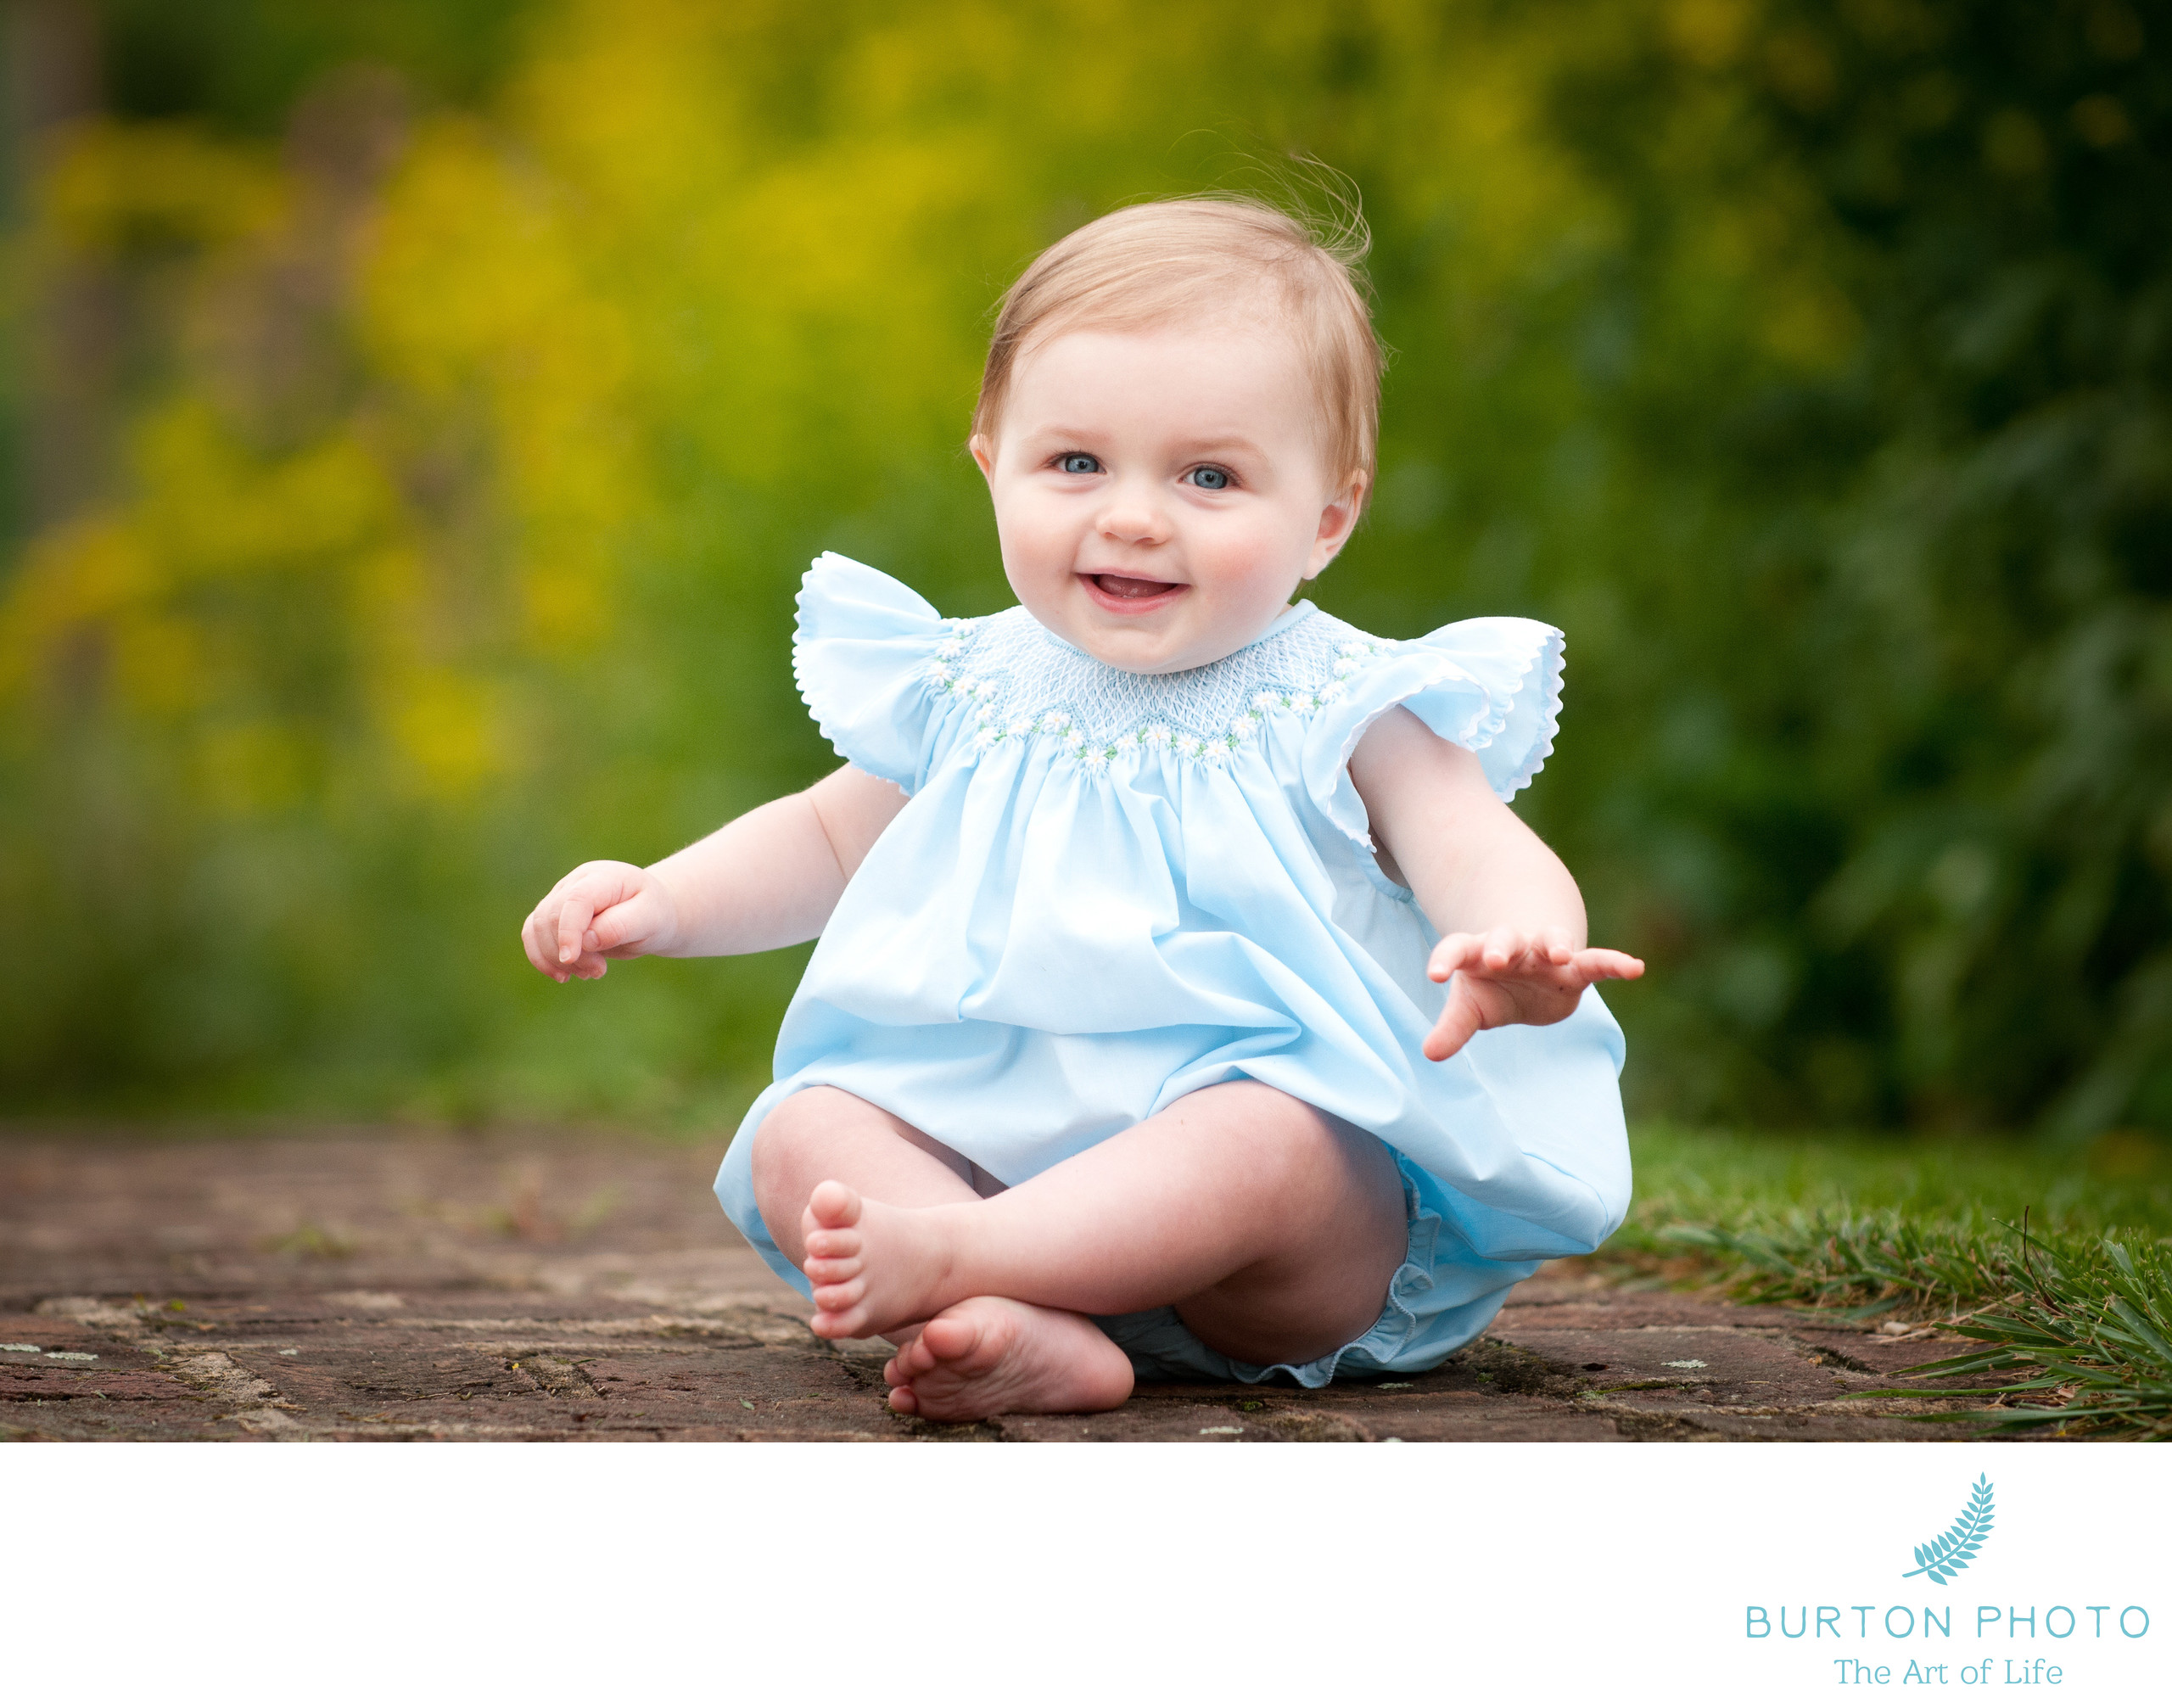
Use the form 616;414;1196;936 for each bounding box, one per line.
519;764;908;983
1348;707;1643;1061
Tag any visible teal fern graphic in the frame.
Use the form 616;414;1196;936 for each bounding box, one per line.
1902;1476;1995;1584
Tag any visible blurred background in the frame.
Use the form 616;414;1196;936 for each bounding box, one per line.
1;0;2165;1146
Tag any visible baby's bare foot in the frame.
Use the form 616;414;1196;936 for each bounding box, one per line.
883;1296;1134;1422
800;1180;962;1339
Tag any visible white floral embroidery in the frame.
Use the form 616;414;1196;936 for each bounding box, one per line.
935;606;1386;773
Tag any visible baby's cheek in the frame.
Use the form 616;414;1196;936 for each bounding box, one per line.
995;492;1081;560
1196;540;1313;643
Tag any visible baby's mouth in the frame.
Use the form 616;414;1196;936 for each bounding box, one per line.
1085;572;1184;605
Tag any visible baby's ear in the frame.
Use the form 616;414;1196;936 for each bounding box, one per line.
968;434;996;481
1306;473;1369;577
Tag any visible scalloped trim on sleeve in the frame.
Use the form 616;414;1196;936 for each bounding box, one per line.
1301;617;1566;893
1481;624;1565;800
790;552;957;792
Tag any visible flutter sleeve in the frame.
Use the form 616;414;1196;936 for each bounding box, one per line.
1302;615;1565;866
792;552;959;792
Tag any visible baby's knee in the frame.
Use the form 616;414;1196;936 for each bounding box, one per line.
748;1086;856;1199
1234;1081;1392;1176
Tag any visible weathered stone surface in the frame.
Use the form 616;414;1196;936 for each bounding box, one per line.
0;1127;2030;1442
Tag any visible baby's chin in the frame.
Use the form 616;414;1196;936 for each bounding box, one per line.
1038;580;1290;675
1055;608;1240;675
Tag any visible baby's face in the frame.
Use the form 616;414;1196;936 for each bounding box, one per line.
972;316;1363;675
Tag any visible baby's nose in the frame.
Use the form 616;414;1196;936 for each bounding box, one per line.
1095;485;1170;546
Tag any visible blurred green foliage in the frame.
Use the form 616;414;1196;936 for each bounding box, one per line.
90;0;532;132
0;0;2164;1137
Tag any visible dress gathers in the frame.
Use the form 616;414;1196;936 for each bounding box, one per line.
714;552;1631;1380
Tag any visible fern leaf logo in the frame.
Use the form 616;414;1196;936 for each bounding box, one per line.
1902;1475;1995;1585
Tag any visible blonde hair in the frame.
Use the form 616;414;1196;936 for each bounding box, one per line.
972;195;1385;497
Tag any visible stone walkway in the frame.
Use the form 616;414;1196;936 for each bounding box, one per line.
1;1128;2012;1442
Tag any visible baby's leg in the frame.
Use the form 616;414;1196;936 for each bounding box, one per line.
749;1085;982;1268
800;1079;1408;1369
749;1087;1134;1418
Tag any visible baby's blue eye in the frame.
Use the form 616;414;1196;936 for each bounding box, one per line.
1189;467;1231;490
1060;453;1100;474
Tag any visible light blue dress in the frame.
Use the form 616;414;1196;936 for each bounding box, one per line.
714;553;1631;1386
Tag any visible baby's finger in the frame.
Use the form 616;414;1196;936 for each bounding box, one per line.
1422;976;1486;1062
1574;948;1645;983
554;884;602;966
520;910;554;977
1481;923;1531;973
1427;932;1486;983
522;909;574;983
1542;925;1575;966
588;895;653;957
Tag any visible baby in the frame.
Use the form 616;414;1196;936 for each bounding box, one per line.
522;198;1643;1422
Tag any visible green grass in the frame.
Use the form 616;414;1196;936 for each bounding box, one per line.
1608;1123;2172;1438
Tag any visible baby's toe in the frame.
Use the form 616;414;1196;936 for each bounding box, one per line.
919;1310;989;1367
806;1179;861;1228
803;1225;862;1261
810;1303;867;1339
803;1234;859;1277
811;1276;866;1313
887;1384;920;1414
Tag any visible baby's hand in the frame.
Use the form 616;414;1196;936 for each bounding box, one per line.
1423;927;1643;1062
520;860;682;983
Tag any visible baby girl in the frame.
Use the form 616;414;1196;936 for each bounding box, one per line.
521;197;1643;1422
